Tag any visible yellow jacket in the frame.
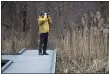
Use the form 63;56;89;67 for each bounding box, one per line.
38;15;52;34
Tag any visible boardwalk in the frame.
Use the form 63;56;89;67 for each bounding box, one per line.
2;49;56;73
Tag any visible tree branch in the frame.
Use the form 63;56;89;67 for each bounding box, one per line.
2;23;12;29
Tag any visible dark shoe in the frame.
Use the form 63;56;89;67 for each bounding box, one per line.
39;52;43;55
43;52;49;55
39;51;43;55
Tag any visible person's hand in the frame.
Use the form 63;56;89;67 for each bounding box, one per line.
44;13;46;15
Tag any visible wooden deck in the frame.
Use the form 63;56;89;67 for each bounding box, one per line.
2;49;56;73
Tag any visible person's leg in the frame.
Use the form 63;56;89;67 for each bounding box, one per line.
39;33;44;55
43;32;48;55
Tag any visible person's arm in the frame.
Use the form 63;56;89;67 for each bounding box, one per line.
39;13;47;22
38;13;47;26
48;16;56;31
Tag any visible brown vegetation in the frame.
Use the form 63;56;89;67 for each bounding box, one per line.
56;11;109;73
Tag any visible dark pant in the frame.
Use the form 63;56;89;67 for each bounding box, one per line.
39;32;48;53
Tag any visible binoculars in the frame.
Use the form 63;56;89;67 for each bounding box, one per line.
45;13;49;15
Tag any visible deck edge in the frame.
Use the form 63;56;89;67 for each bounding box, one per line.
51;49;56;73
2;60;13;72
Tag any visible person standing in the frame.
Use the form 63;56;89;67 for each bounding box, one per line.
38;12;52;55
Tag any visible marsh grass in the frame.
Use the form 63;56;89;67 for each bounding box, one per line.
56;11;109;73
